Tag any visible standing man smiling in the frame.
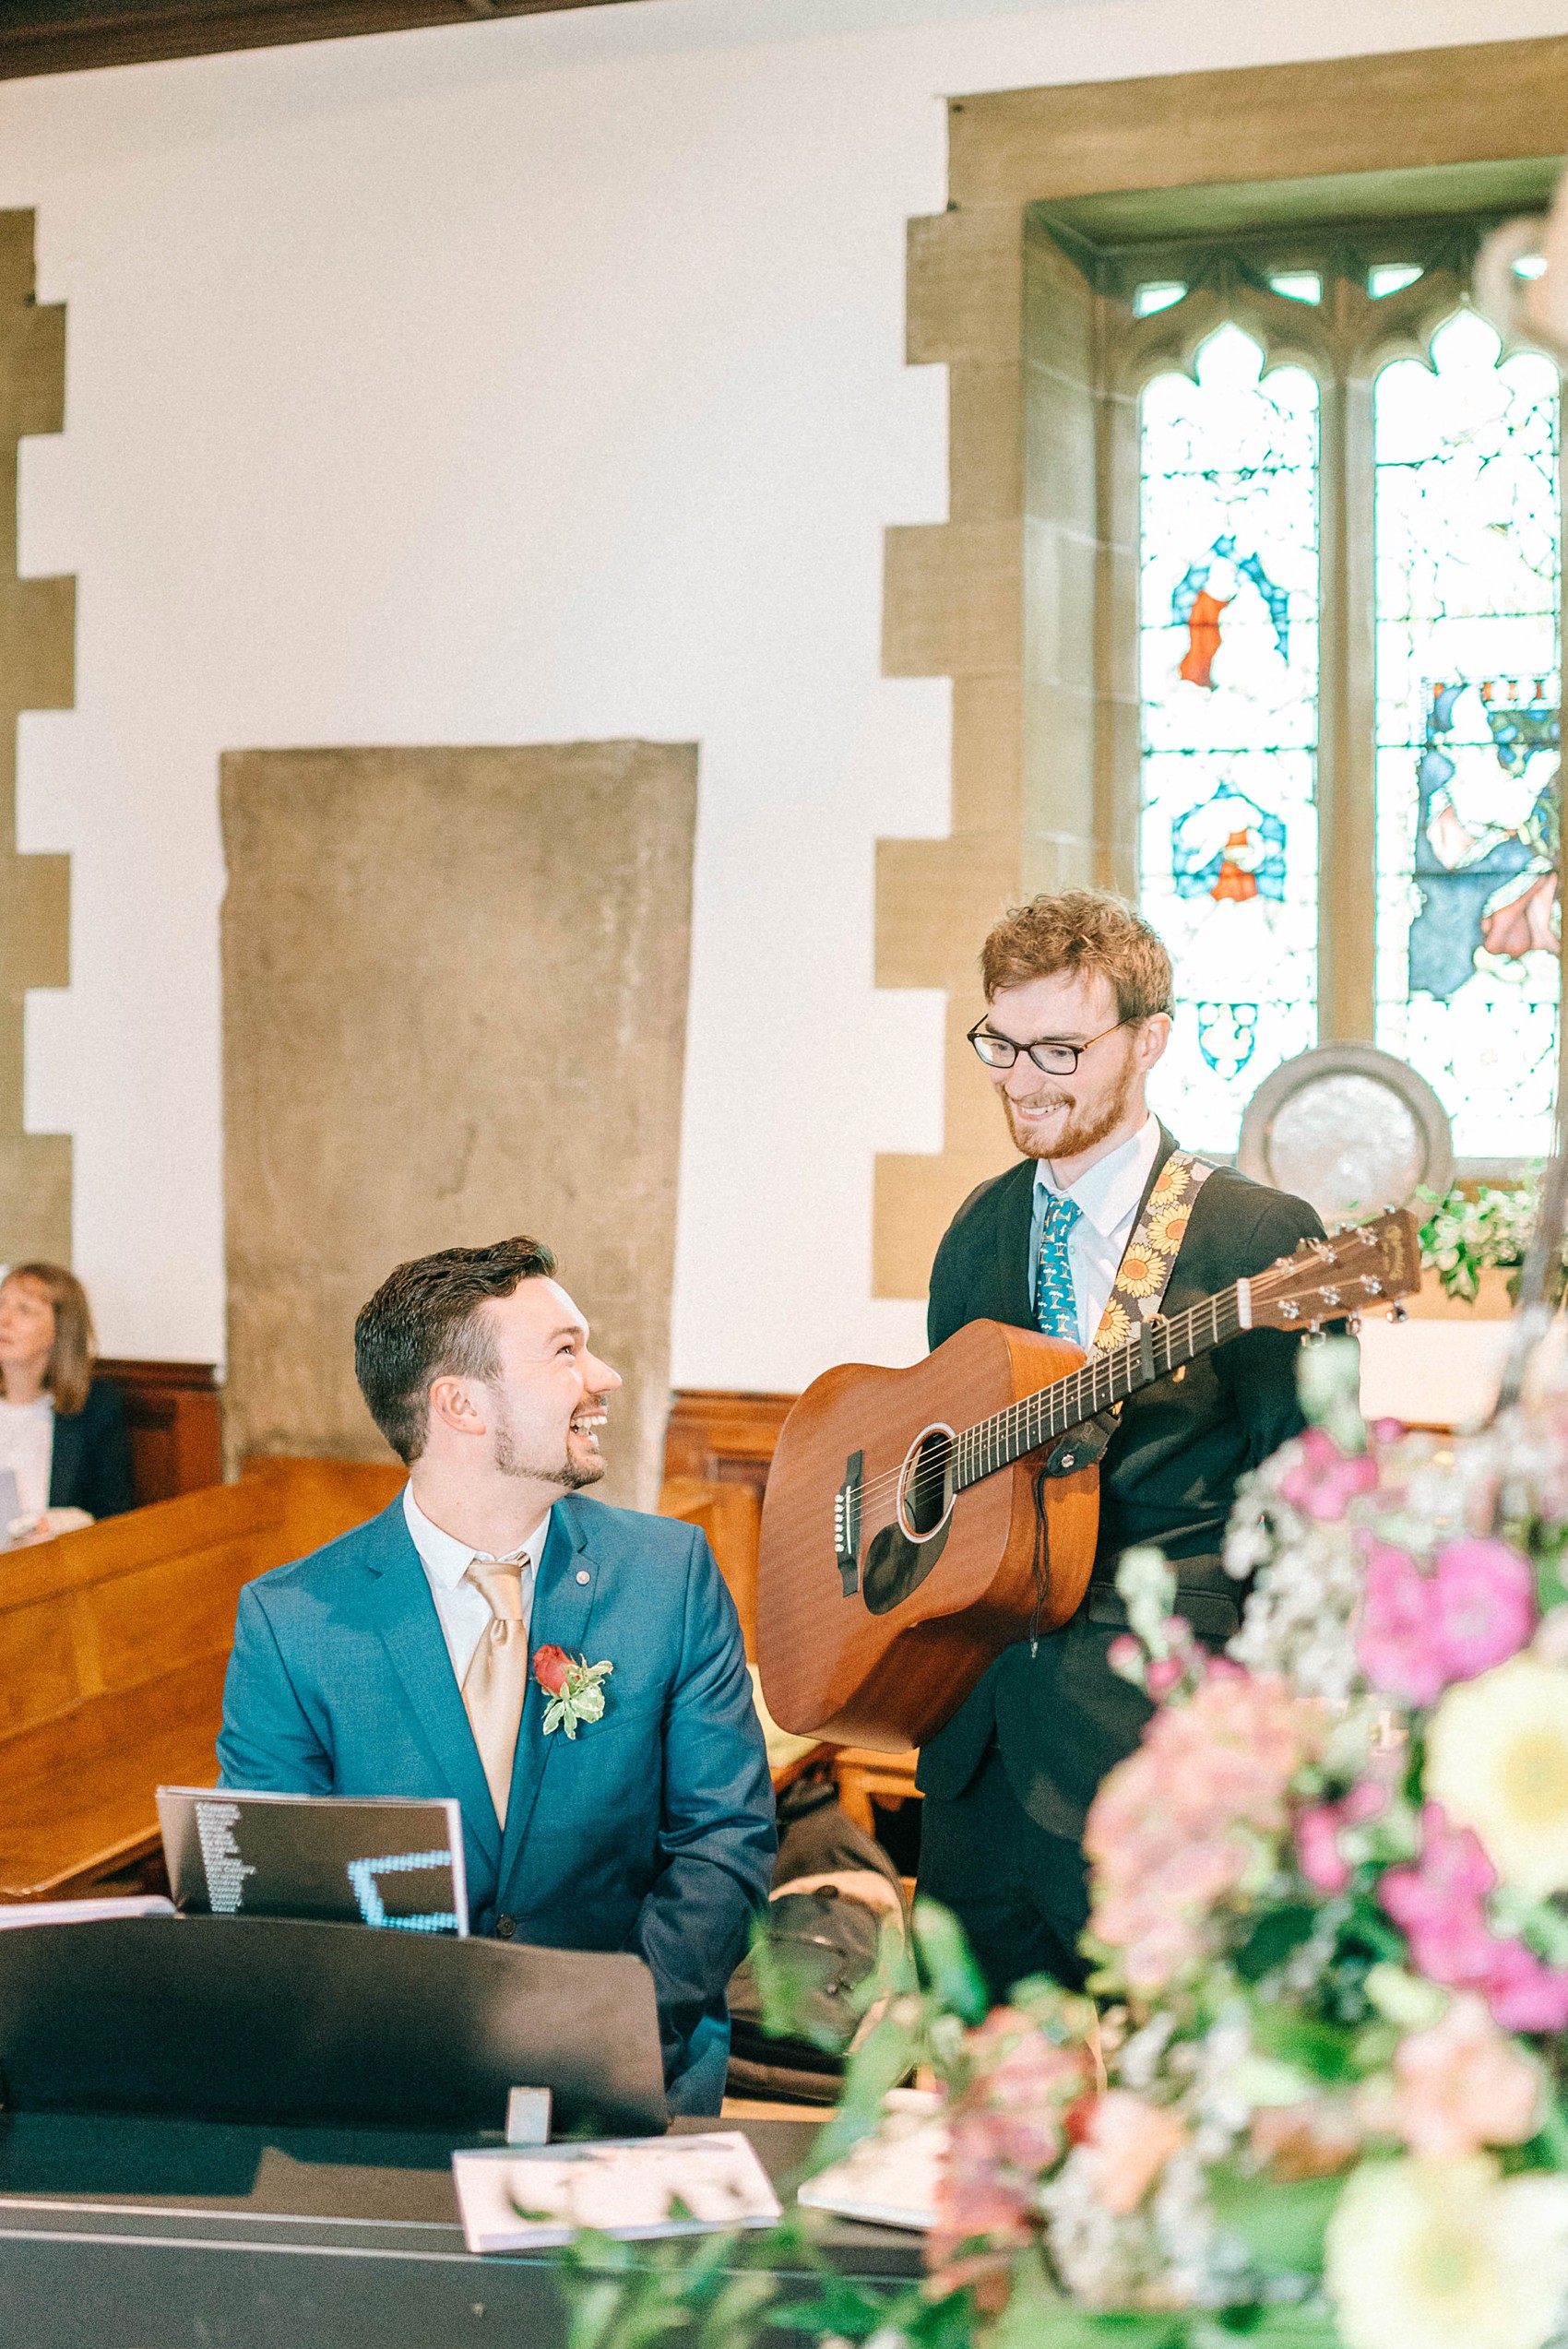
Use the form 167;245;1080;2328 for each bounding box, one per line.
218;1237;775;2114
915;892;1326;2000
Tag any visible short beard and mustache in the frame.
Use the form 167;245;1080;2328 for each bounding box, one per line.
492;1394;610;1490
1003;1040;1139;1164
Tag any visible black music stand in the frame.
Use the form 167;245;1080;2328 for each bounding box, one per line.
0;1916;668;2138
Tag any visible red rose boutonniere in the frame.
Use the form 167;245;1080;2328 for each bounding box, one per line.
531;1643;613;1739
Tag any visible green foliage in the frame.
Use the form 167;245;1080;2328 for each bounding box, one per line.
1248;2006;1360;2085
1206;2166;1342;2278
1233;1905;1318;1986
913;1899;991;2027
1415;1178;1566;1306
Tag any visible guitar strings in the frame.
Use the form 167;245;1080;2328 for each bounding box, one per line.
838;1229;1390;1525
844;1285;1244;1521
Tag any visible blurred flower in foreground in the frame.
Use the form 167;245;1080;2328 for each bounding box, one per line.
1425;1654;1568;1899
1324;2153;1568;2349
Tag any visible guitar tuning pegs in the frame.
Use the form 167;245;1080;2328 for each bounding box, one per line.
1386;1301;1408;1323
1346;1313;1362;1335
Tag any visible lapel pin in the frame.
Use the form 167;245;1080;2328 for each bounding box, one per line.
576;1569;590;1585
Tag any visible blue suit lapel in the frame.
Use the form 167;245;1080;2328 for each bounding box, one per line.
366;1501;501;1876
497;1499;604;1900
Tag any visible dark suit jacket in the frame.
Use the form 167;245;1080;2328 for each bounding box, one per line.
217;1491;777;2116
49;1379;137;1520
917;1125;1324;1838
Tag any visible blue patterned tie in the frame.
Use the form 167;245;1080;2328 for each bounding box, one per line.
1034;1191;1082;1343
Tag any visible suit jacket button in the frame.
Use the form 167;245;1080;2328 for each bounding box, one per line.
495;1913;517;1940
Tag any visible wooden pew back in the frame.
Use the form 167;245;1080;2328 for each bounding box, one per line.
0;1458;404;1902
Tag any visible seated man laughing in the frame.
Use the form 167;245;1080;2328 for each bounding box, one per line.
217;1236;776;2114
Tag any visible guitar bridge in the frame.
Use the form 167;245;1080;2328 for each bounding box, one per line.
834;1451;863;1597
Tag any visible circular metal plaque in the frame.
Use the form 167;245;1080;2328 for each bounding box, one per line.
1237;1043;1454;1224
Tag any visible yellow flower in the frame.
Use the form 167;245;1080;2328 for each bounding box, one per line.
1426;1656;1568;1899
1146;1207;1191;1256
1094;1301;1133;1351
1116;1243;1163;1299
1325;2154;1568;2349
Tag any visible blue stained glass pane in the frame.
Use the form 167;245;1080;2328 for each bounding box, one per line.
1373;311;1561;1158
1138;324;1322;1151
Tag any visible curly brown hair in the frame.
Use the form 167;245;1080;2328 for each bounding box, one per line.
980;889;1173;1023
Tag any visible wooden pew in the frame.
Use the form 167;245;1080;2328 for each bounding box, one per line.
0;1458;402;1904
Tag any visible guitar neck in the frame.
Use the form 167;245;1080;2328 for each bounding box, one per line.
952;1283;1245;1491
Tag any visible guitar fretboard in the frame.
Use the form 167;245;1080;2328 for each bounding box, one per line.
951;1284;1244;1491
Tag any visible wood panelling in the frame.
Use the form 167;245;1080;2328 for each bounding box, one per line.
96;1358;223;1508
662;1390;798;1503
0;1456;401;1902
0;0;651;82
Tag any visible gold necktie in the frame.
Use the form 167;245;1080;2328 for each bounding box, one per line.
461;1554;531;1827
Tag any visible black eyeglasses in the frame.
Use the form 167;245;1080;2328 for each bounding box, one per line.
967;1016;1130;1075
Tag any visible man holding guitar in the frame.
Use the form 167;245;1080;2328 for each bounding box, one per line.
914;889;1329;1999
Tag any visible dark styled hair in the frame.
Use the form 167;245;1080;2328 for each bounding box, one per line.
4;1261;96;1417
353;1236;557;1465
980;889;1173;1023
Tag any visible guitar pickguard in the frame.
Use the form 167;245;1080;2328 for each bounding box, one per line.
860;1512;950;1617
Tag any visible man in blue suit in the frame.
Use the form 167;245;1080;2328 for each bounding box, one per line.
217;1236;776;2115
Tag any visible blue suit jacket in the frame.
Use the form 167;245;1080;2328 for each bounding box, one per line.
217;1490;777;2115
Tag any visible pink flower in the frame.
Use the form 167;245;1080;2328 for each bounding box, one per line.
1080;2090;1185;2215
1357;1536;1536;1706
1278;1426;1379;1521
1146;1655;1184;1700
1431;1536;1536;1682
929;2011;1087;2276
1086;1665;1320;1988
1298;1804;1351;1894
1388;1992;1540;2158
1359;1542;1448;1705
1381;1805;1568;2035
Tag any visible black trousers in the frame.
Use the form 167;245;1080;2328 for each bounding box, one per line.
915;1742;1091;2003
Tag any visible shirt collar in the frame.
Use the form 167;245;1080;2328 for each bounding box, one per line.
401;1484;551;1591
1033;1114;1161;1240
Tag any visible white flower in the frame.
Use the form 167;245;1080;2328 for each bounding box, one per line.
1426;1656;1568;1899
1325;2155;1568;2349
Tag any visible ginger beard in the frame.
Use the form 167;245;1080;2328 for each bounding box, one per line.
492;1387;610;1492
1000;1026;1141;1164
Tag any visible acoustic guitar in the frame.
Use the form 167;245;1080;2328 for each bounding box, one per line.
755;1209;1421;1752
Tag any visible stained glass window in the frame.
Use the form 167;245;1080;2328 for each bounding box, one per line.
1373;311;1561;1159
1138;325;1322;1151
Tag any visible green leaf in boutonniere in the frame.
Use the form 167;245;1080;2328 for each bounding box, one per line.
532;1644;613;1739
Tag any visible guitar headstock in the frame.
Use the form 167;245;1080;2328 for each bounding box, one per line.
1246;1207;1422;1335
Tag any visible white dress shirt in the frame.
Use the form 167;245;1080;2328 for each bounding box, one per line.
0;1394;54;1522
1028;1115;1163;1349
402;1486;550;1685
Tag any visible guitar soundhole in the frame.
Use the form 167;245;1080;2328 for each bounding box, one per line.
861;1426;954;1618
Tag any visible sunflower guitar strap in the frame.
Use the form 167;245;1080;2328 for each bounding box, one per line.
1042;1149;1215;1477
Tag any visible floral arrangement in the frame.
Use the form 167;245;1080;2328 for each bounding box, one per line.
532;1643;613;1738
563;1344;1568;2349
1417;1178;1561;1306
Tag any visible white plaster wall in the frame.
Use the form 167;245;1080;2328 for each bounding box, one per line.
1;0;1564;1387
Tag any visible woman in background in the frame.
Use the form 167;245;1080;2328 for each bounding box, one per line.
0;1263;136;1536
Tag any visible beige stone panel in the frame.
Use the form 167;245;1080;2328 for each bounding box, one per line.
1024;515;1098;694
883;520;1021;680
948;363;1023;525
0;213;72;1269
220;742;696;1509
950;672;1023;836
907;207;1023;367
874;833;1019;992
0;576;75;720
1021;230;1094;386
0;302;66;452
1025;362;1096;535
0;853;69;993
947;39;1568;208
